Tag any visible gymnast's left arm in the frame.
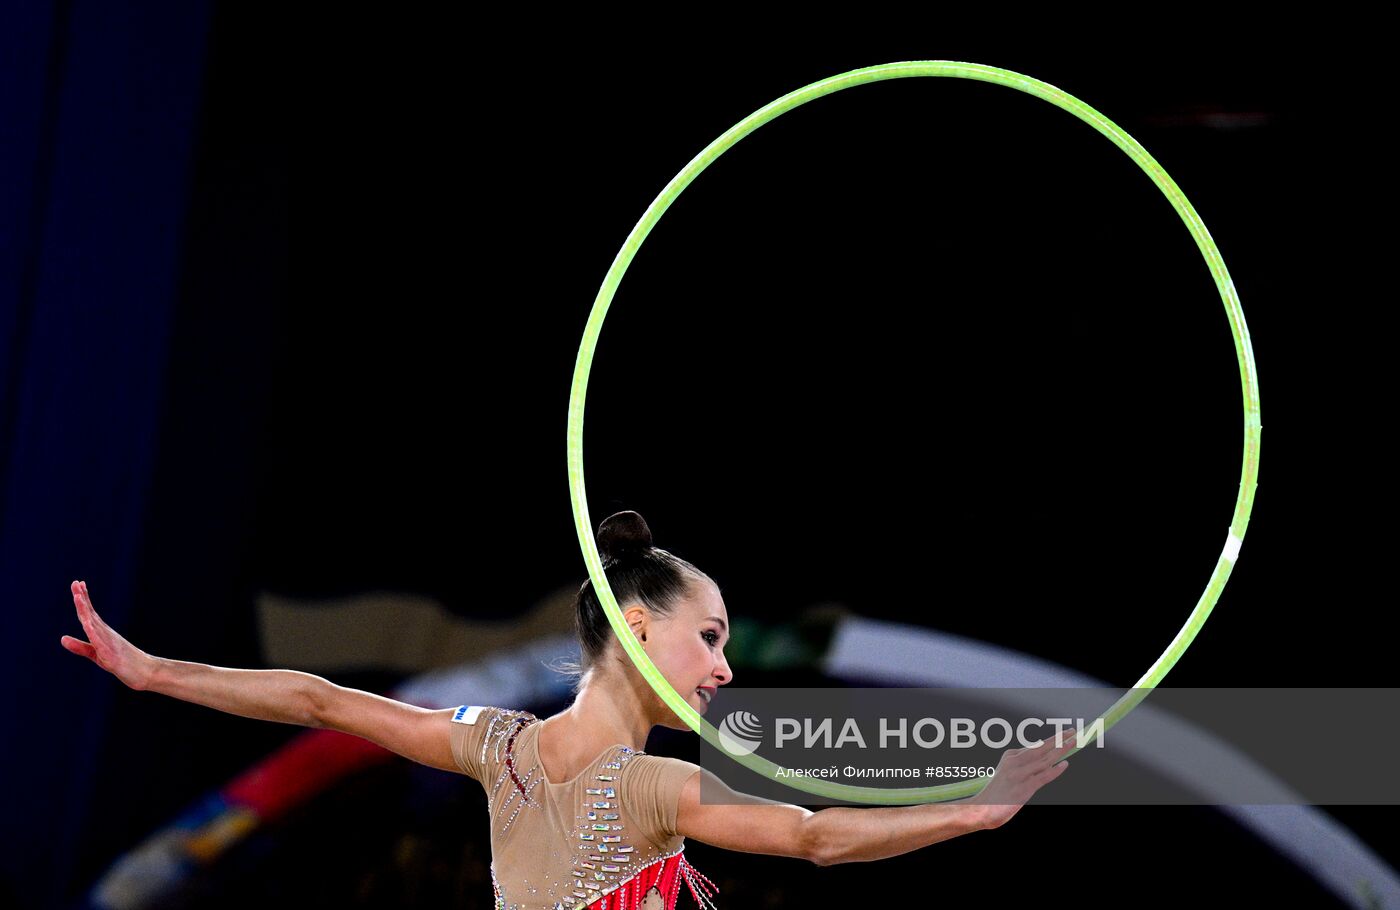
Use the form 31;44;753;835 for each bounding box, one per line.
676;734;1072;865
675;770;987;867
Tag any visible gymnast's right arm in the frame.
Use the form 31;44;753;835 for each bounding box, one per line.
60;580;461;773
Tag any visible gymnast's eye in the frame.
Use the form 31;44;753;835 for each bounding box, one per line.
702;630;720;646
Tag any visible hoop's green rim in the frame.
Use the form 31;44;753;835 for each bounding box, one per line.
567;61;1261;804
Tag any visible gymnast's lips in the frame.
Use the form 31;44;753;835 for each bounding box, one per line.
696;686;716;704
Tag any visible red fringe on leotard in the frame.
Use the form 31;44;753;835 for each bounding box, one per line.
583;848;719;910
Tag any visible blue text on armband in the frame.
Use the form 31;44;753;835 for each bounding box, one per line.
452;705;485;725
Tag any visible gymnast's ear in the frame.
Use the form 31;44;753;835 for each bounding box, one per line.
623;603;649;644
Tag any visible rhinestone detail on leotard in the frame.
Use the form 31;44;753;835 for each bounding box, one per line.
483;710;720;909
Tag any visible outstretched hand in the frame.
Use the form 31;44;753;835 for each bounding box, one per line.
60;580;155;691
967;729;1075;830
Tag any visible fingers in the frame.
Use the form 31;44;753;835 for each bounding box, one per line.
995;740;1074;788
69;580;112;658
71;581;97;640
1031;760;1070;788
1027;751;1070;781
74;579;92;613
1028;729;1080;763
1002;734;1075;769
60;634;97;661
71;579;101;628
1008;730;1077;754
66;580;125;672
1029;727;1080;748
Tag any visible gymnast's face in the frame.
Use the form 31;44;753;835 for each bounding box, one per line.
625;577;733;729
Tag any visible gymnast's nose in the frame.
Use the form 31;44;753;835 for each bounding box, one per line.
712;652;733;688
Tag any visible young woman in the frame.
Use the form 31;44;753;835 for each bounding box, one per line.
62;510;1071;909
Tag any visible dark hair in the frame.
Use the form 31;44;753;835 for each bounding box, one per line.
553;511;709;694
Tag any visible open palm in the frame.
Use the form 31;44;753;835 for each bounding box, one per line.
60;580;154;690
968;731;1074;829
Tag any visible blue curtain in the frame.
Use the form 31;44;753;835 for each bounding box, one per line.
0;2;213;906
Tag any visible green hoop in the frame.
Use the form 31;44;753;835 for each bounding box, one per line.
567;61;1261;804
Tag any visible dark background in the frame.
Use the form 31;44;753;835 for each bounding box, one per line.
3;5;1391;908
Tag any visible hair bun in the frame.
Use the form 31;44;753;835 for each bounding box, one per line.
597;511;654;564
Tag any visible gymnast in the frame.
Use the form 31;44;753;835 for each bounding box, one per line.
62;510;1071;909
